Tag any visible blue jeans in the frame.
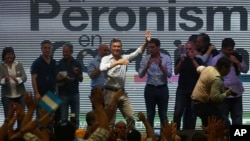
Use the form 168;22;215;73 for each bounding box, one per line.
173;88;196;129
221;96;242;125
144;85;169;128
59;94;80;128
2;95;25;128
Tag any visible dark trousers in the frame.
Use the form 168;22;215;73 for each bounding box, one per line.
191;100;230;130
221;96;242;125
173;88;196;130
2;95;24;129
144;84;169;128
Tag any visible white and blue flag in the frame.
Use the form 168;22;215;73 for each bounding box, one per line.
38;91;62;114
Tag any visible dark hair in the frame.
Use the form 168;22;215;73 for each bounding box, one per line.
127;129;141;141
198;33;210;46
86;111;96;126
215;56;232;70
185;41;195;49
54;120;75;141
40;40;52;47
110;38;122;47
188;34;198;44
63;43;74;53
192;132;207;141
2;47;15;61
222;38;235;49
149;38;161;47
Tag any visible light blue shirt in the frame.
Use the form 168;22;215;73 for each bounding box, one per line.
211;52;248;97
196;54;208;65
138;53;172;85
87;55;105;87
100;47;143;88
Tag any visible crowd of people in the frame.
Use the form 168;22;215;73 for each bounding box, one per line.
0;30;248;141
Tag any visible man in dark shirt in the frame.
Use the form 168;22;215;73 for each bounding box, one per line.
173;41;203;130
30;40;57;132
31;40;56;100
56;43;83;128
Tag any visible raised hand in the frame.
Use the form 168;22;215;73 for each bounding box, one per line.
161;121;177;141
14;103;25;121
202;115;228;141
116;89;124;96
89;87;104;107
24;91;38;110
230;55;240;64
137;112;147;122
145;30;151;42
7;102;16;120
38;108;55;128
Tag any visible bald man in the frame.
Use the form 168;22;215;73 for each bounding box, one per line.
87;43;109;97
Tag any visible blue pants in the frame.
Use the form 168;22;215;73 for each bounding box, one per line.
144;85;169;128
59;94;80;128
221;96;242;125
2;95;25;128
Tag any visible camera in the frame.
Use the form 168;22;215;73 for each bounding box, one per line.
154;128;161;140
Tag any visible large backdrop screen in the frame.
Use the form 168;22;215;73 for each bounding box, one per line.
0;0;250;129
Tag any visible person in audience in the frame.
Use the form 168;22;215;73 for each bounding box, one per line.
137;112;181;141
211;38;248;125
84;111;98;139
138;38;172;128
191;132;207;141
0;47;27;129
56;43;83;129
85;88;124;140
1;92;54;141
86;87;111;141
127;128;141;141
109;121;127;141
100;31;151;131
54;120;76;141
202;115;229;141
137;112;157;141
1;88;114;141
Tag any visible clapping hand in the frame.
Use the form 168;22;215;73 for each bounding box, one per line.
73;67;80;74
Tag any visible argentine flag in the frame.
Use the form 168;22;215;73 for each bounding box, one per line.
38;91;62;114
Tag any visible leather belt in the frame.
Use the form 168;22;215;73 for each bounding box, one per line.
192;99;201;104
147;84;167;88
104;86;123;91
